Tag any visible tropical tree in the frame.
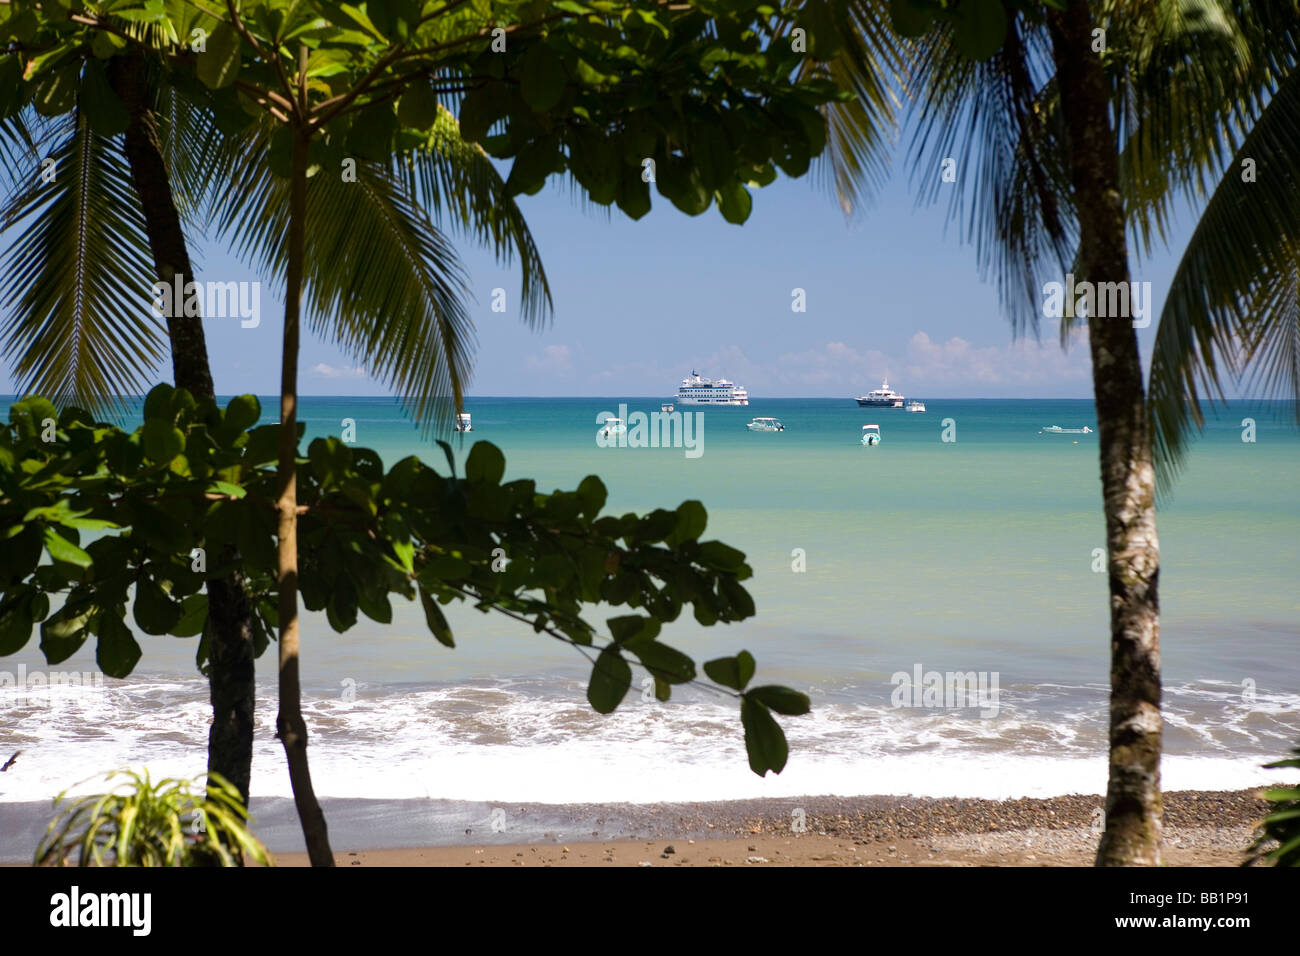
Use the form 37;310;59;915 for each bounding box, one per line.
820;0;1297;863
6;0;848;865
1;3;552;805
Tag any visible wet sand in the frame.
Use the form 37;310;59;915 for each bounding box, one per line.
276;788;1270;867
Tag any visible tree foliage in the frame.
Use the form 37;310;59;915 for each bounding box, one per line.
0;386;809;775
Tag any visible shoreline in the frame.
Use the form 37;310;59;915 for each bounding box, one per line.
274;788;1271;867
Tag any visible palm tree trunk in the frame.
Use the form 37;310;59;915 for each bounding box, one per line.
109;53;257;808
277;123;334;866
1048;0;1163;866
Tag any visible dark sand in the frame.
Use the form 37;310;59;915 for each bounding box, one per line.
276;788;1271;867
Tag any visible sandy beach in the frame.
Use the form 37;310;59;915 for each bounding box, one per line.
276;788;1269;867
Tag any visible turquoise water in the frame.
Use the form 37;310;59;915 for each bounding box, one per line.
2;396;1297;816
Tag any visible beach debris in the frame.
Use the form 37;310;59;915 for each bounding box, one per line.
745;856;769;864
663;845;676;855
1;750;20;772
562;846;571;853
638;861;653;867
687;839;695;845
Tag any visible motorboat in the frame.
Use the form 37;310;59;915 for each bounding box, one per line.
454;412;472;432
746;417;784;432
861;424;881;446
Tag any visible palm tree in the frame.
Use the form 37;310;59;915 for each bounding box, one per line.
0;39;551;814
817;0;1296;863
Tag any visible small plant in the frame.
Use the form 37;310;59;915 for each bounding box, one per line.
1246;744;1300;866
35;769;273;867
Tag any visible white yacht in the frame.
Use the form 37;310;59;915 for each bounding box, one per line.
677;370;749;405
861;424;881;446
1040;425;1093;434
599;416;626;438
454;412;472;432
661;403;674;413
855;379;905;407
746;417;784;432
905;400;926;413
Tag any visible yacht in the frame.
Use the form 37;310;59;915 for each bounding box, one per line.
1040;425;1093;434
905;400;926;413
677;370;749;405
599;416;626;439
454;412;472;432
855;379;905;407
661;403;674;413
746;417;784;432
861;424;881;446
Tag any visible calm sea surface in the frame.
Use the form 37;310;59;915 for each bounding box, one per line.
2;396;1297;835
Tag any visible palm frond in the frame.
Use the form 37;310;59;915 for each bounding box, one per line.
802;0;906;216
399;105;552;329
906;14;1076;337
204;120;476;431
1147;63;1300;489
0;112;166;409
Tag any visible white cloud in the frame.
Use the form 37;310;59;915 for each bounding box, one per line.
902;330;1090;389
525;344;574;375
311;363;368;379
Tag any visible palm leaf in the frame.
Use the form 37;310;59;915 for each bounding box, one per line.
0;112;166;409
1147;63;1300;489
204;120;475;430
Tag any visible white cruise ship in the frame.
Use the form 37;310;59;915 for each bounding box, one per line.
677;370;749;405
854;378;905;408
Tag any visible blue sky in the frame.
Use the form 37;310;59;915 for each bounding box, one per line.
2;152;1200;400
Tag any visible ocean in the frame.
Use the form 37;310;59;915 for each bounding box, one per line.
1;396;1297;855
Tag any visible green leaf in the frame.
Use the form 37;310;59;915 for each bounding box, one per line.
464;441;506;484
890;0;934;38
133;576;182;635
44;527;92;570
715;179;753;225
741;697;788;775
197;22;241;90
419;585;454;647
630;641;696;684
398;78;439;130
703;650;756;690
40;601;95;664
607;614;660;645
519;42;567;113
33;63;79;117
697;540;745;571
79;60;131;136
141;419;185;464
96;612;141;678
951;0;1007;61
222;394;261;435
170;594;209;638
576;475;607;519
668;500;706;545
0;591;44;656
747;685;811;716
587;646;631;714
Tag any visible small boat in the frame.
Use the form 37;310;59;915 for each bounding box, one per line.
661;403;674;413
1040;425;1093;434
454;412;472;432
746;417;784;432
599;416;626;438
855;379;905;407
905;400;926;413
861;424;881;446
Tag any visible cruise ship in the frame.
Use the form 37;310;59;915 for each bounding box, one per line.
677;370;749;405
854;378;905;407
